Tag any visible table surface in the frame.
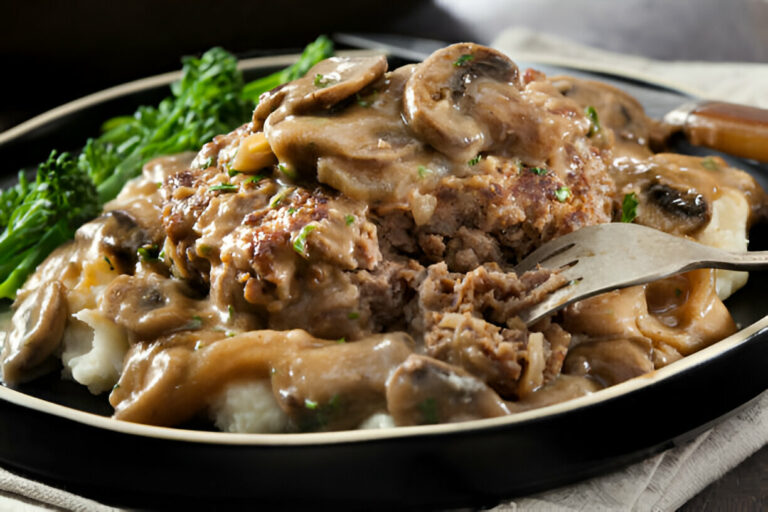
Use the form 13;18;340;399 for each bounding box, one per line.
1;0;766;509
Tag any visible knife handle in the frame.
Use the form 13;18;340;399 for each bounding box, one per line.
682;102;768;163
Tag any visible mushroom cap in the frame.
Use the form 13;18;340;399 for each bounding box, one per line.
253;55;388;128
403;43;521;162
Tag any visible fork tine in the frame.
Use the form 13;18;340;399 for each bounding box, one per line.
515;238;578;273
518;283;579;325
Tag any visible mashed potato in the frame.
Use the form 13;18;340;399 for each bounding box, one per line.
210;380;289;433
696;190;750;300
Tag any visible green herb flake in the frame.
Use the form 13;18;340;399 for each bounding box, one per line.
314;73;337;88
292;223;316;256
585;105;601;137
468;154;483;166
555;186;571;202
347;311;359;320
417;165;432;178
248;174;265;184
158;250;165;260
277;163;296;179
355;90;378;108
104;255;114;271
336;337;346;344
112;383;121;391
209;183;238;192
227;168;241;177
156;182;163;189
701;157;720;171
530;167;548;176
418;397;439;424
304;398;319;410
454;54;474;67
199;156;215;169
288;207;297;214
621;192;639;223
137;244;160;262
344;214;355;226
188;315;203;330
269;188;292;209
227;304;235;323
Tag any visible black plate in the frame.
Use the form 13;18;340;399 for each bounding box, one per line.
0;52;767;511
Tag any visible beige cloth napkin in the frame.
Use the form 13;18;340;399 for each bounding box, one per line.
0;29;766;511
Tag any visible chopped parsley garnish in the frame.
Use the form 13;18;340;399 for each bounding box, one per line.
585;105;601;136
288;207;297;214
112;383;120;391
356;91;377;108
137;244;160;262
417;165;432;178
227;168;241;177
314;73;337;88
701;157;720;171
336;337;346;344
418;397;439;424
158;250;165;260
344;214;355;226
555;186;571;202
530;167;548;175
248;174;265;184
454;54;474;67
228;304;234;323
348;311;359;320
199;156;215;169
209;183;238;192
304;398;319;410
103;256;114;271
292;223;316;256
468;154;483;166
269;188;292;208
278;163;296;179
188;315;203;330
621;192;639;223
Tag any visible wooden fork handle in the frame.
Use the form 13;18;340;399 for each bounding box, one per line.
665;101;768;162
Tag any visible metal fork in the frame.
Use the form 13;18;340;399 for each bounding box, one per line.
514;222;768;326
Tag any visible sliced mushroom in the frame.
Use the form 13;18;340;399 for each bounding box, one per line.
111;329;413;428
563;337;654;387
638;181;711;235
254;55;388;128
97;210;153;272
386;354;509;425
100;272;202;341
402;43;523;162
2;281;68;384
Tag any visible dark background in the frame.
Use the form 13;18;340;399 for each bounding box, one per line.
2;0;767;509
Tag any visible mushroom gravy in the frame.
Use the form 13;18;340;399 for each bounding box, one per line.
1;43;765;432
